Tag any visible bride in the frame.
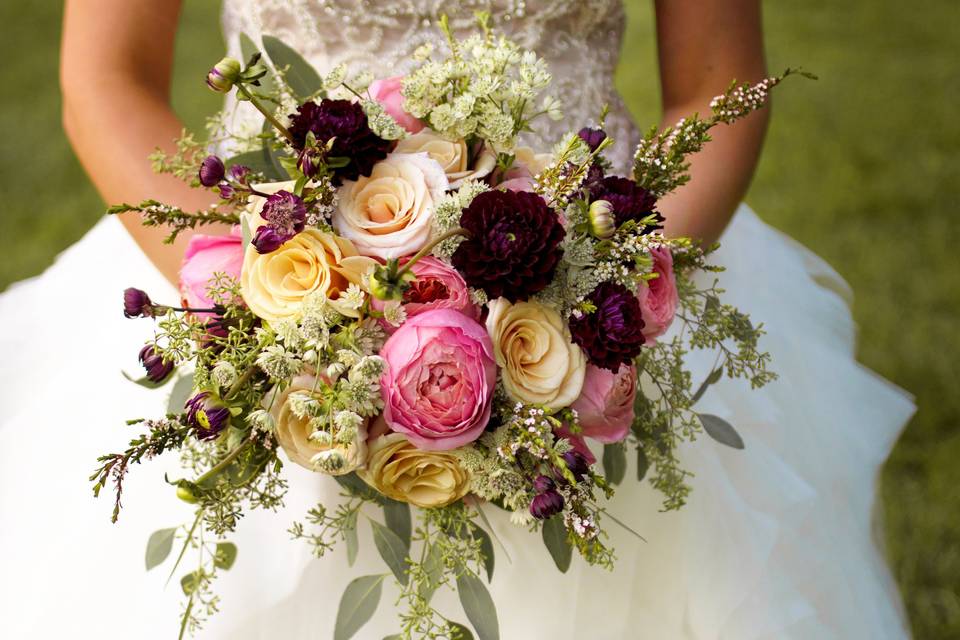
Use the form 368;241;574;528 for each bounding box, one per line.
0;1;914;638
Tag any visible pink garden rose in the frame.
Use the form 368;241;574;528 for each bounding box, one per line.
368;76;424;134
570;363;637;443
371;256;479;328
380;309;497;450
637;245;678;341
180;227;243;311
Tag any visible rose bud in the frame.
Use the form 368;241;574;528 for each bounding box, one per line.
198;155;225;187
185;391;231;440
251;225;286;254
123;287;155;318
206;57;242;93
138;344;174;383
533;475;556;493
530;489;565;520
577;127;607;152
562;450;590;481
588;199;616;239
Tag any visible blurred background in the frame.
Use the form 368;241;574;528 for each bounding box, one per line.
1;1;957;637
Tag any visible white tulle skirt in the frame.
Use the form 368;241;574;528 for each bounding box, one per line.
0;206;914;639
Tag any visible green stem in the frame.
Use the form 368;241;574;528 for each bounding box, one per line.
225;364;257;401
236;83;295;144
394;227;469;280
167;510;204;585
194;440;250;486
178;596;194;640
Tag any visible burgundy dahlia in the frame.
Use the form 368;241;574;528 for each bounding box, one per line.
590;176;663;232
123;287;154;318
138;345;174;383
451;190;565;301
530;488;565;520
569;281;646;371
288;99;391;183
185;391;231;440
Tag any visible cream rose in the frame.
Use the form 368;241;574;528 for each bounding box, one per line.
395;129;496;188
332;152;448;259
486;298;586;409
513;146;554;177
267;374;367;475
358;433;471;508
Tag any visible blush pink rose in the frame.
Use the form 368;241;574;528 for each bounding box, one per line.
179;227;244;311
570;363;637;443
371;256;479;329
368;76;424;134
637;246;678;342
380;308;497;450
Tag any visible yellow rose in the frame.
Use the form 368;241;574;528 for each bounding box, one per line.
358;433;471;508
267;374;366;475
395;129;496;188
332;152;448;260
239;183;377;323
485;298;586;409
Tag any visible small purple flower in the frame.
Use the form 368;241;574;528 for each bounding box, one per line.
562;450;591;482
578;127;607;152
185;391;231;440
530;489;565;520
218;183;236;199
123;287;154;318
569;281;647;371
206;57;241;93
229;164;251;184
297;147;320;177
533;475;556;493
198;155;225;187
251;225;286;254
138;345;174;383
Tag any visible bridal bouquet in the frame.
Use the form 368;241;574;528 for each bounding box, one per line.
94;14;794;639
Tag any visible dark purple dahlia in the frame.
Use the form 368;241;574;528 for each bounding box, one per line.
288;99;391;183
185;391;231;440
589;176;663;233
569;281;646;371
138;345;174;383
451;190;565;301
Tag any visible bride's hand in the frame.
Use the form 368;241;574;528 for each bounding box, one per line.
653;0;770;246
61;0;219;286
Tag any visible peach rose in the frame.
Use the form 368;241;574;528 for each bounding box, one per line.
485;298;586;409
332;152;448;259
368;76;424;134
395;129;496;188
358;432;471;508
266;374;367;475
497;146;554;192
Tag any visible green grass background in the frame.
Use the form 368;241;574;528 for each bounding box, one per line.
1;1;956;637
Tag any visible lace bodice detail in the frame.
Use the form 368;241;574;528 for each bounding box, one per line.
221;0;641;171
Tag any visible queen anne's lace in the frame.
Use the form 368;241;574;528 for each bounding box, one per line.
220;0;641;172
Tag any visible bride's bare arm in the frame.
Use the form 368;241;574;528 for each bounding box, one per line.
653;0;769;245
61;0;216;285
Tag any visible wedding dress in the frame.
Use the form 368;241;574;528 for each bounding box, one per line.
0;1;915;638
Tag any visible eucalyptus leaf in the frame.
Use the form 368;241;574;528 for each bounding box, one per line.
225;148;283;181
262;34;324;99
144;527;177;571
371;520;409;586
335;472;382;502
636;446;649;482
167;373;194;414
382;499;412;551
334;575;384;640
345;511;359;567
690;366;724;406
456;573;500;640
383;636;403;640
541;516;572;573
241;214;252;249
472;525;495;583
214;542;238;570
122;370;168;390
602;442;627;485
697;413;745;450
418;543;444;604
239;32;276;94
448;622;476;640
261;118;291;179
180;571;201;596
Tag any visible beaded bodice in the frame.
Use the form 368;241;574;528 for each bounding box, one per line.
221;0;641;171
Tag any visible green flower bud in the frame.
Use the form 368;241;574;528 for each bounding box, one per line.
588;199;616;239
206;57;242;93
368;263;416;301
176;482;199;504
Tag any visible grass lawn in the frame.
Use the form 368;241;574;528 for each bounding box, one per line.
2;1;956;637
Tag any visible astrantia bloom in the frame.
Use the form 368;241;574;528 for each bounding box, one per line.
124;287;154;318
138;344;174;383
590;176;663;232
380;309;497;450
185;391;230;440
251;190;307;254
569;281;647;371
451;189;565;301
288;99;392;183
